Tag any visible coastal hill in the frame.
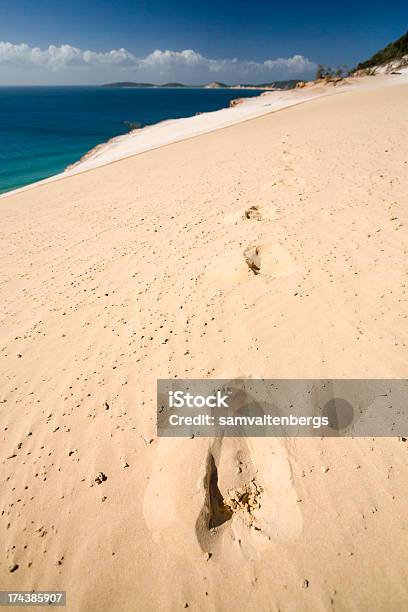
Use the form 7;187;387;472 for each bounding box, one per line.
355;30;408;73
204;81;228;88
103;79;301;90
102;81;154;87
103;81;185;88
160;82;185;88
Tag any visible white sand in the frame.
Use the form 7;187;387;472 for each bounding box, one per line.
2;72;407;200
1;77;408;611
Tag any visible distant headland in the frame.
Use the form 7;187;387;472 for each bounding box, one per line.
102;80;301;90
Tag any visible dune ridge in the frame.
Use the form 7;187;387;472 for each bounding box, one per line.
1;80;408;610
2;71;407;200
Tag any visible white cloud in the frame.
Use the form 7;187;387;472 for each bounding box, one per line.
0;41;316;84
142;49;206;68
0;42;136;70
83;48;137;67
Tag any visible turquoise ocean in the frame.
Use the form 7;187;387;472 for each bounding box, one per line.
0;86;263;194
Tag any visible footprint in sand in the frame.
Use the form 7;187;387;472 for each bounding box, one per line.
244;246;261;275
206;242;295;287
243;202;279;222
142;437;303;560
143;383;303;561
244;243;296;278
244;205;262;221
223;201;278;226
195;433;303;560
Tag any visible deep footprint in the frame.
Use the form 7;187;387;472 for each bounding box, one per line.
208;454;233;528
244;246;261;275
244;205;262;221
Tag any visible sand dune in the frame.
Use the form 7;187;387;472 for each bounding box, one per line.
1;80;408;610
2;72;407;200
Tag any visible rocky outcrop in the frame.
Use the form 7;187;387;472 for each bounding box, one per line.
229;98;245;108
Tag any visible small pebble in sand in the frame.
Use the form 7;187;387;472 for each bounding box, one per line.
9;563;19;573
301;579;309;589
321;466;329;473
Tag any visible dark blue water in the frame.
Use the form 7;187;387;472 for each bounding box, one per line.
0;86;263;194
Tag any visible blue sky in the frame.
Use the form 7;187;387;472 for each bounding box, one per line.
0;0;407;84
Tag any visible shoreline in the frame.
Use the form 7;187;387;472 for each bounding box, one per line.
1;71;407;200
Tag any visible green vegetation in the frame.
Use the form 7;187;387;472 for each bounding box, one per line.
355;30;408;71
159;83;185;88
315;64;349;79
238;79;300;89
124;120;142;131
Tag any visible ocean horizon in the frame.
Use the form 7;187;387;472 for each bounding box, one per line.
0;86;264;194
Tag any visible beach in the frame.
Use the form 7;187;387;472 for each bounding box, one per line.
1;77;408;610
3;71;407;200
0;86;268;196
